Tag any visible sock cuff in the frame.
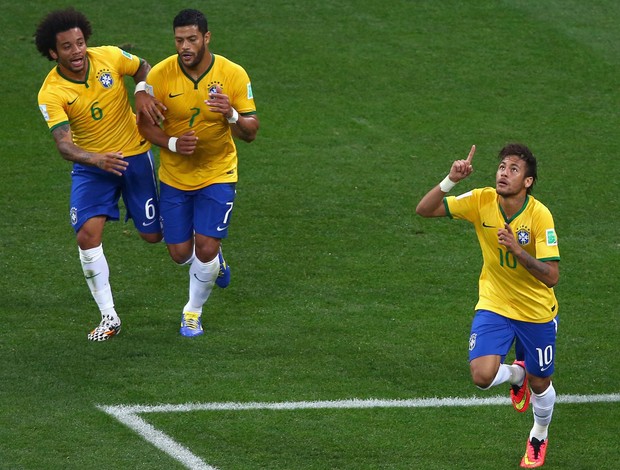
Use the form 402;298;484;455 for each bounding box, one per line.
193;254;219;270
534;382;555;398
79;244;104;263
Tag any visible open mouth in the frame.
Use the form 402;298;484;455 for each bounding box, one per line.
70;57;84;68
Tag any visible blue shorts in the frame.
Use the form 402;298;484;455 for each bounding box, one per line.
160;182;236;244
69;150;160;234
468;310;559;378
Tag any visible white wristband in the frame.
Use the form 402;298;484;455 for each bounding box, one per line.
168;137;178;153
227;108;239;124
134;81;147;95
439;175;457;193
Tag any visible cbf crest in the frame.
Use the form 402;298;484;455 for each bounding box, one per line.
469;333;477;351
515;224;531;245
208;80;224;95
96;68;114;89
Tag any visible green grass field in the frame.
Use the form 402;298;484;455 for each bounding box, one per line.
1;1;619;468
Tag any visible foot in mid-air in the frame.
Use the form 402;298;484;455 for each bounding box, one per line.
215;247;231;288
510;360;530;413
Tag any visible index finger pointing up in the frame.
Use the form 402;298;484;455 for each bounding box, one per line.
466;144;476;164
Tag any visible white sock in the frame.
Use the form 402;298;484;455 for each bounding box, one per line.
79;244;118;322
530;382;556;441
487;363;514;388
184;255;219;314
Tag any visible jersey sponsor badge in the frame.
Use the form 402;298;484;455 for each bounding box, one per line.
39;104;50;121
546;228;558;246
121;50;133;60
247;82;253;99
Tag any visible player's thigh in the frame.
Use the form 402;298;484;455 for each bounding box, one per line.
513;316;559;378
121;151;160;234
194;183;236;238
160;182;194;244
70;164;121;233
468;310;515;362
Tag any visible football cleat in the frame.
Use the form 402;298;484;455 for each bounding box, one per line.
510;360;530;413
180;312;203;337
88;315;121;341
215;247;231;288
520;437;548;468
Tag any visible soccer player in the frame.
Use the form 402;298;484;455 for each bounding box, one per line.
416;144;560;468
35;8;165;341
137;9;259;337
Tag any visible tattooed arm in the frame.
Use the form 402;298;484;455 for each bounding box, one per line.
51;123;128;176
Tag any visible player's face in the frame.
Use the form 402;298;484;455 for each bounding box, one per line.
50;28;88;78
174;26;210;70
495;156;533;197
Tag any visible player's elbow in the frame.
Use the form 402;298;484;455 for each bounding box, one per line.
545;275;559;288
415;204;429;217
415;202;439;218
543;262;560;288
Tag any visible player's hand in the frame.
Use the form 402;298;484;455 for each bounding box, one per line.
135;92;167;126
205;85;233;119
497;223;522;255
448;145;476;182
95;152;128;176
176;131;199;155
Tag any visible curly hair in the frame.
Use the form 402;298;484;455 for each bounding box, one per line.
34;8;92;61
173;9;208;34
498;143;538;194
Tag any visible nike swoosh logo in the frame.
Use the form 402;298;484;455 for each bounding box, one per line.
84;272;100;280
482;222;496;228
139;139;147;146
142;220;156;227
68;97;78;105
216;225;228;232
168;92;183;98
192;273;210;283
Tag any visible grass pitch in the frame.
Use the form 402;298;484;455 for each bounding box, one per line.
1;1;618;468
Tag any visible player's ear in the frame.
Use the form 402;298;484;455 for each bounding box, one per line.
49;49;58;60
524;176;533;189
204;31;211;46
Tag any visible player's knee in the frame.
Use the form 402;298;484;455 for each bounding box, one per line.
140;232;163;244
529;375;552;395
470;367;495;390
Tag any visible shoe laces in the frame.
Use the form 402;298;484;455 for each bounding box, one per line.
98;316;119;330
183;313;201;329
529;437;544;459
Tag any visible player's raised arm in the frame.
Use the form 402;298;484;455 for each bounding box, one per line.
416;145;475;218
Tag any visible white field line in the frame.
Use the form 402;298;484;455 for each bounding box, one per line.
98;393;620;470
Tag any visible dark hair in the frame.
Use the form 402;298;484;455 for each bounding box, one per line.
498;143;538;194
173;9;208;34
34;8;92;61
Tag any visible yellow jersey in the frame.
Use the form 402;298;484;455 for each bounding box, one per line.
146;53;257;190
445;187;560;323
37;46;149;156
